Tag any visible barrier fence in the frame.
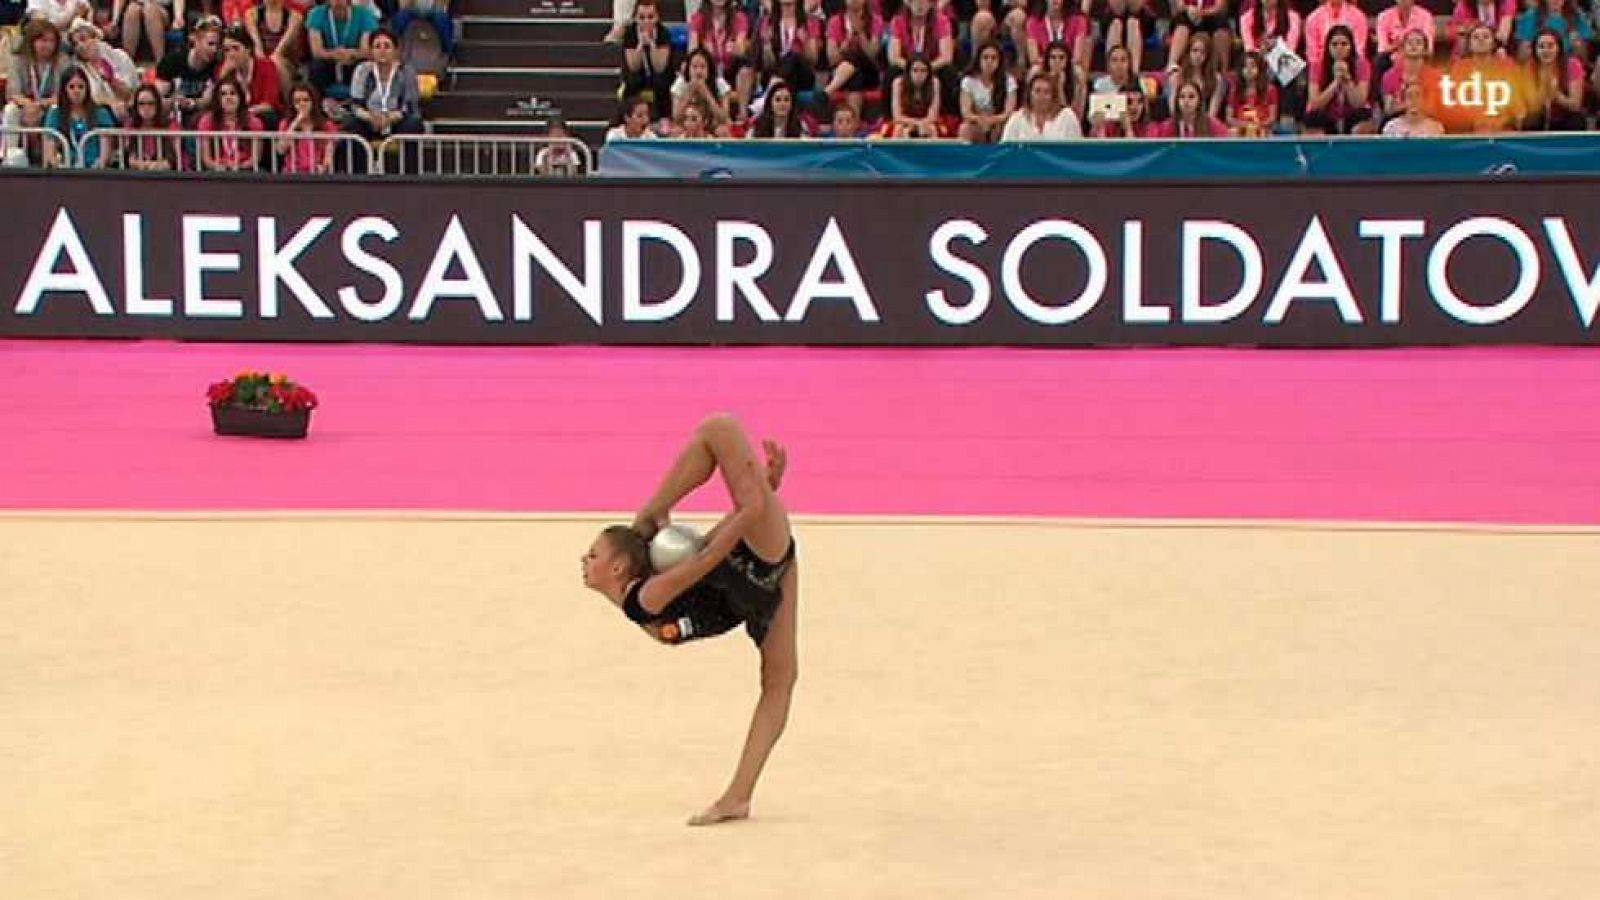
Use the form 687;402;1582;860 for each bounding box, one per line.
2;127;587;178
0;126;71;169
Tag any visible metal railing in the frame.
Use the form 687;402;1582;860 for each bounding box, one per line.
375;135;593;178
0;126;72;169
76;128;378;175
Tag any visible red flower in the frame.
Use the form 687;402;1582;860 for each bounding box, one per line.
206;381;235;406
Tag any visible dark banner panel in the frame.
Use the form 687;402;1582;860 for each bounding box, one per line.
2;173;1599;345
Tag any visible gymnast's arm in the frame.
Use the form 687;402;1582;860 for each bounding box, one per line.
637;503;762;615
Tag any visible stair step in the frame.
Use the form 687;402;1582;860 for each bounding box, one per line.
459;17;611;42
451;67;620;94
454;40;620;67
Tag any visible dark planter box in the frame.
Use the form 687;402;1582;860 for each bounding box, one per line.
211;406;312;439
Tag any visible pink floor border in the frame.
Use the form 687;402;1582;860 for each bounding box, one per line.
2;340;1597;525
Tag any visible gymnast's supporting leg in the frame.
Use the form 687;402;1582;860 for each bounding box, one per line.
689;562;800;827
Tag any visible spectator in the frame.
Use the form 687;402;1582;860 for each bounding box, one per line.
3;17;67;158
826;99;866;137
1304;24;1375;134
1032;39;1087;123
887;0;955;103
1227;49;1279;135
672;47;733;132
622;0;676;122
605;93;660;141
247;0;307;103
217;25;283;128
1448;0;1516;52
754;0;821;94
1092;43;1160;105
534;117;586;174
114;0;182;63
1525;27;1586;129
119;82;184;169
156;14;222;123
391;0;453;56
1166;23;1227;120
197;73;264;169
1240;0;1302;57
1090;89;1156;136
747;77;805;136
887;53;942;137
345;28;422;143
1380;28;1435;118
276;81;340;172
1166;0;1233;76
1094;0;1151;74
43;65;116;165
1375;0;1436;68
689;0;753;121
821;0;884;116
25;0;90;32
306;0;378;95
958;39;1016;143
673;95;715;137
67;19;137;119
1151;77;1228;135
1381;79;1444;134
1001;70;1083;140
1025;0;1090;75
1514;0;1592;58
1304;0;1369;73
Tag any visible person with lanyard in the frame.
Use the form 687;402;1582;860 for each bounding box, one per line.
2;17;67;159
306;0;378;98
345;28;421;167
66;18;137;119
888;0;955;107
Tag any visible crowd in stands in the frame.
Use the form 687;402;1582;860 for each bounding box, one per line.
0;0;451;167
606;0;1600;140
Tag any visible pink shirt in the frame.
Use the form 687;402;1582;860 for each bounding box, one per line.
1239;6;1303;53
890;11;953;59
1450;0;1516;32
1091;119;1159;138
1305;1;1370;69
764;14;824;56
1310;55;1373;113
1026;13;1088;51
198;114;265;168
690;9;752;69
279;119;339;173
826;11;885;47
1151;115;1229;138
1375;4;1436;56
1380;61;1437;101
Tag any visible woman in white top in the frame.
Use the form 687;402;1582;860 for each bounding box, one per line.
1001;71;1082;141
958;39;1016;143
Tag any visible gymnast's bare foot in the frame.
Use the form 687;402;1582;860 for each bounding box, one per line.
688;797;750;827
763;439;787;492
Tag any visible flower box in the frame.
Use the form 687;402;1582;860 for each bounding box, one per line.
206;371;319;439
211;405;312;439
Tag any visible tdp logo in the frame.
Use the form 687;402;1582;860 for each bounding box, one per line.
1439;71;1514;117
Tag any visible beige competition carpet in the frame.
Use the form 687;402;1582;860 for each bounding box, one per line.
3;515;1598;900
